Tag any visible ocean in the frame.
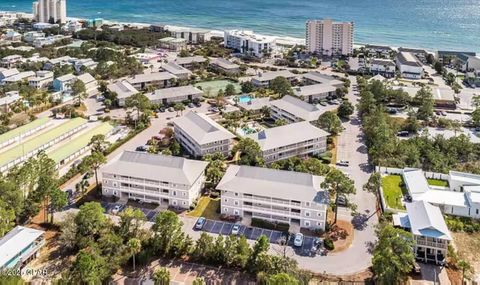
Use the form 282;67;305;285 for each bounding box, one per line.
1;0;479;53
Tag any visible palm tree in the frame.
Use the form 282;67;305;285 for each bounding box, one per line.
127;238;141;272
458;259;471;282
192;277;206;285
152;267;170;285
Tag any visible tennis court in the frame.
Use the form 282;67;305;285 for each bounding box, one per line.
0;118;87;170
194;80;241;97
49;122;114;164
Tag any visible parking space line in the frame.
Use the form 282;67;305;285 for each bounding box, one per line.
219;222;225;234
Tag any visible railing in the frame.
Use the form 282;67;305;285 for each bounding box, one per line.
416;240;447;249
242;204;301;216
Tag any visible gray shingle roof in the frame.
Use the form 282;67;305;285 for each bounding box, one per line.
147;85;203;101
252;70;296;82
127;72;177;84
216;165;329;204
405;200;452;240
173;111;235;144
396;52;422;67
246;121;329;151
270;95;324;121
107;80;139;99
102;151;208;185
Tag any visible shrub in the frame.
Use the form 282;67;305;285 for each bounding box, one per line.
251;218;289;232
324;238;334;250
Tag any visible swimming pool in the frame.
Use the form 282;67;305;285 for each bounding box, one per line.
238;95;252;103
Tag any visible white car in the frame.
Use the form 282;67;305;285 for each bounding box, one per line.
231;224;241;235
111;205;122;214
293;233;304;247
336;160;349;167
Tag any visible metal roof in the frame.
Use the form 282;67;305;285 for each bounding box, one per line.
147;85;203;101
246;121;329;151
173;111;235;145
102;151;208;185
270;95;324;121
0;226;44;268
216;165;329;204
405;200;452;240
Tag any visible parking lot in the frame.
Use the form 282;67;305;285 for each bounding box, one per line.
101;201;162;222
198;219;322;257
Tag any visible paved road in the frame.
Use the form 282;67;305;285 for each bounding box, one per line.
286;76;378;275
61;103;211;192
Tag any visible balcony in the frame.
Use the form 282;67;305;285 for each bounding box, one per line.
242;204;301;217
416;240;447;249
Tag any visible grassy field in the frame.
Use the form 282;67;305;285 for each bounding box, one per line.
194;80;241;97
187;196;220;220
381;175;407;210
427;178;449;187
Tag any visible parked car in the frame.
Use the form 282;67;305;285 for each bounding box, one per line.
311;237;323;255
136;145;148;152
231;224;241;235
112;205;122;214
195;217;206;230
168;107;174;112
158;107;166;113
293;233;304;247
194;101;201;107
412;262;421;275
336;160;349;167
397;131;409;137
187;103;195;108
319;101;327;106
337;195;347;206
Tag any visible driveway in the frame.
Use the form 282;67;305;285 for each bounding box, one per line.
288;76;378;275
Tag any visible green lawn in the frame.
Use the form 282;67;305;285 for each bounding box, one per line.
194;80;241;97
427;178;449;187
187;196;220;220
381;175;407;210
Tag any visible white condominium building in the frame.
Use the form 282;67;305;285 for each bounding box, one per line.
217;165;329;230
306;19;354;56
246;121;329;163
33;0;66;24
126;72;177;91
269;95;324;123
251;70;297;87
102;151;208;208
147;85;203;105
173;111;236;157
395;52;424;79
224;30;276;58
28;70;53;89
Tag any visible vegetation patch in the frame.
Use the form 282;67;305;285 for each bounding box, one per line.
427;178;448;187
251;218;290;233
187;196;220;220
381;175;407;210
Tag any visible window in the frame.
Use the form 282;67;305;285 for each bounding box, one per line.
113;191;117;195
173;200;177;205
305;221;310;226
305;202;310;207
234;210;239;215
104;189;108;193
182;192;186;196
317;212;322;217
234;201;239;206
183;201;187;205
224;208;228;213
104;180;108;185
305;211;310;217
173;191;177;196
224;198;228;202
234;192;239;197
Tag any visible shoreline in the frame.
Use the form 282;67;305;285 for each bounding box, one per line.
0;10;467;54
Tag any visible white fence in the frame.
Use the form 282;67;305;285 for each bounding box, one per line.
375;166;449;181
